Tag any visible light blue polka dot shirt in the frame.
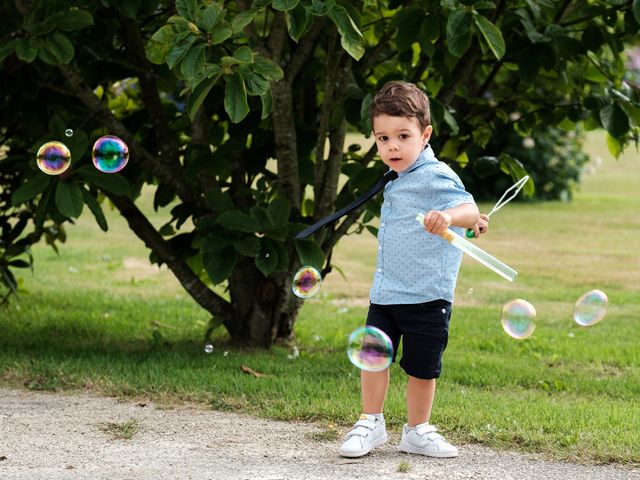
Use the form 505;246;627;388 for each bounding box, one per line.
370;146;475;305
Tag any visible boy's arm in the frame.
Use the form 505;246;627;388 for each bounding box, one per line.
421;203;479;236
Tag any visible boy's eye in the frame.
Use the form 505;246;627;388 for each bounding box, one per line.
378;136;388;142
400;134;408;139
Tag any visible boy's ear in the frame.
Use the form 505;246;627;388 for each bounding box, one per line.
423;125;433;144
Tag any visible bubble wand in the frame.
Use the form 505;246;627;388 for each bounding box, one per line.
466;175;530;238
416;213;517;282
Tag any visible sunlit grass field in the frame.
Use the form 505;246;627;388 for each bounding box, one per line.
1;132;639;464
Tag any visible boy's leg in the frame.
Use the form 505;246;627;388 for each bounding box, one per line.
397;302;457;457
362;368;390;413
406;375;435;426
338;368;390;457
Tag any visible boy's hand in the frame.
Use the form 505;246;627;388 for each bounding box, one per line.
470;213;490;238
422;210;452;236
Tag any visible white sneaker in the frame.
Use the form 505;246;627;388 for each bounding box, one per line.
339;414;388;457
398;423;458;458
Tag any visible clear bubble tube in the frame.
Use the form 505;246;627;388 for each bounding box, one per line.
416;213;517;282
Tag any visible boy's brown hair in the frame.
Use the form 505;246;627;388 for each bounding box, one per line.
370;81;431;131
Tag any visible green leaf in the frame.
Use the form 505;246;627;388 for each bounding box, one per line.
146;25;176;64
606;133;622;159
47;9;93;31
0;39;17;62
328;5;364;60
473;14;505;60
224;72;249;123
294;239;325;271
8;259;31;269
250;206;273;230
167;33;196;69
187;67;222;119
273;0;299;11
198;4;221;32
180;41;205;78
273;241;290;272
446;9;472;57
232;9;257;33
15;37;38;62
255;238;278;276
634;0;640;24
55;181;84;218
76;166;131;196
217;210;261;233
600;104;630;138
42;31;74;64
244;70;270;96
205;187;234;211
260;89;273;120
113;0;141;19
286;4;310;41
394;6;425;52
498;153;529;186
233;236;261;257
233;46;254;63
204;247;237;284
267;197;291;226
176;0;197;21
252;56;284;81
81;188;108;232
11;174;51;205
211;23;232;44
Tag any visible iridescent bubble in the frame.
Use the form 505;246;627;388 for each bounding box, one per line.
292;266;322;299
36;141;71;175
92;135;129;173
501;299;536;339
347;326;394;372
573;290;608;327
204;343;214;353
64;129;73;137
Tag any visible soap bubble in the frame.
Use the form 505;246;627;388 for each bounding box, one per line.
92;135;129;173
36;141;71;175
573;290;608;327
64;129;73;137
347;326;394;372
204;344;214;353
501;299;536;339
292;266;322;299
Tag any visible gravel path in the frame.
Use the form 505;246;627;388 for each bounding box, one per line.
1;388;638;480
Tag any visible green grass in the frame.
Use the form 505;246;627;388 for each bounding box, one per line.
97;419;141;440
1;132;639;465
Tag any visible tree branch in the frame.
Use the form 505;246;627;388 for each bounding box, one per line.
104;192;231;322
119;15;180;166
285;17;326;83
57;64;208;211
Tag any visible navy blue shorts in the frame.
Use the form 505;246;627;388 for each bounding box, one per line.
366;300;452;379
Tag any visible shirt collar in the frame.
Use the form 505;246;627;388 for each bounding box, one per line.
395;144;435;178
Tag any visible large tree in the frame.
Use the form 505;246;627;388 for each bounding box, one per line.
1;0;638;345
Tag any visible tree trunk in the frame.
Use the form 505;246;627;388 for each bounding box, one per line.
228;258;303;346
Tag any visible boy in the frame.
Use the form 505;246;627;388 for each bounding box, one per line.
339;81;488;458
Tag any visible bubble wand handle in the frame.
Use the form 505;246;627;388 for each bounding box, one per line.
466;175;530;238
416;214;517;282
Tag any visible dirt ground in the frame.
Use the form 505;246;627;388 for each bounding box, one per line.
1;387;638;480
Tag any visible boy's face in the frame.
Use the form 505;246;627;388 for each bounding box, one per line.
372;114;432;173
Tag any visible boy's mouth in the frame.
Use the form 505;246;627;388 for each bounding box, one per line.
390;157;402;162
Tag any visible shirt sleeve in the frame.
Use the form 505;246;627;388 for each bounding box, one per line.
433;164;475;211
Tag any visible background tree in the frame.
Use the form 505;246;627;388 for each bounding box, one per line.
1;0;639;345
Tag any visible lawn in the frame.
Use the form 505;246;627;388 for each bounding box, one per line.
1;132;638;464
